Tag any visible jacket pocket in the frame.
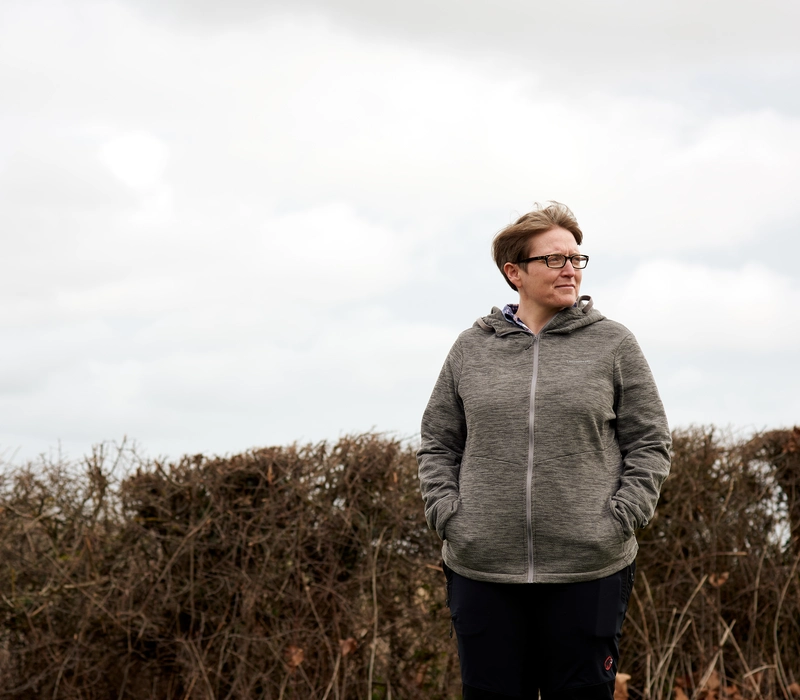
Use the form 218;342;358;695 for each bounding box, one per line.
608;498;628;545
435;496;460;540
444;455;528;576
532;452;627;576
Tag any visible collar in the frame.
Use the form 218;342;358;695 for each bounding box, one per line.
501;303;533;334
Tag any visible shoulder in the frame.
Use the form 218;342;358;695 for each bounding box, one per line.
570;314;634;344
442;326;482;363
592;321;654;372
459;307;518;340
594;317;633;339
449;326;490;358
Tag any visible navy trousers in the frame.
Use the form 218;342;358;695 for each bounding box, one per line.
445;561;636;700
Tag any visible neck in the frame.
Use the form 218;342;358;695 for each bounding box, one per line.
515;301;561;335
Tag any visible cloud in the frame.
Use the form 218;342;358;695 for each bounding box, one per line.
2;0;799;460
99;132;169;190
124;0;800;72
1;197;417;327
593;260;800;351
4;1;800;247
0;304;455;458
103;0;800;125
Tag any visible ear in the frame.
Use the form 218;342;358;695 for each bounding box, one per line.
503;261;522;290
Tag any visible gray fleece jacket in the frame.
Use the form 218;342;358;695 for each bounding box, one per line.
417;297;671;584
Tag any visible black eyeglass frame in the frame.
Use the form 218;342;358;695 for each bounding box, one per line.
516;254;590;269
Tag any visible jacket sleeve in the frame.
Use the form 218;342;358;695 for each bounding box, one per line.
417;339;467;540
611;333;671;536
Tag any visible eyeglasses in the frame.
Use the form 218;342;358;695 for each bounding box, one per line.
516;254;589;269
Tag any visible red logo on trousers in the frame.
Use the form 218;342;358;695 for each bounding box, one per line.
604;656;613;671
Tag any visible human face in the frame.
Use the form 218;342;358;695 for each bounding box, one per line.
506;227;582;314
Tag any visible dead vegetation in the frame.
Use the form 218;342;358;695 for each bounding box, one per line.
1;427;799;699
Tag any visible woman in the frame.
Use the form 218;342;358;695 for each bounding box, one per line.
417;202;671;700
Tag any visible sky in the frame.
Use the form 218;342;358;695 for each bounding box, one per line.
1;0;799;463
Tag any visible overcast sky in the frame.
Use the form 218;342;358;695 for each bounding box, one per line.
2;0;799;463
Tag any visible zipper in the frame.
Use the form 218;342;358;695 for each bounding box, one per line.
526;334;541;583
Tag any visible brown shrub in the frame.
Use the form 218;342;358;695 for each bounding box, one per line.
631;426;800;700
1;428;798;699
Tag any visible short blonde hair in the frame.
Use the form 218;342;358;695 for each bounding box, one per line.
492;201;583;291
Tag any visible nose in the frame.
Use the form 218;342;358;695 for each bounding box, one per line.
560;260;576;276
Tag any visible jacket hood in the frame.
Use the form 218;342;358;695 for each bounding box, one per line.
474;295;605;336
